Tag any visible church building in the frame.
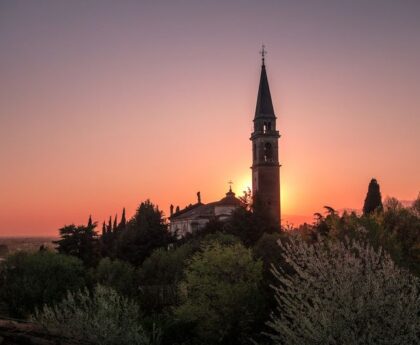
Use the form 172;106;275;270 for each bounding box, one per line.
169;49;281;236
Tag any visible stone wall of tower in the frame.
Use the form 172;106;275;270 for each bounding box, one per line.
252;165;280;223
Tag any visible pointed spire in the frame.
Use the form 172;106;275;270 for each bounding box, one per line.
255;45;275;118
260;44;266;67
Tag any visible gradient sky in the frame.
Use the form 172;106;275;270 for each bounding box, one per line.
1;0;419;236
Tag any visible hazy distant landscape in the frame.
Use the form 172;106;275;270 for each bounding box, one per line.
0;237;57;259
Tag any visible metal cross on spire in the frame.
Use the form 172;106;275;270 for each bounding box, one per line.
228;180;233;192
260;44;267;66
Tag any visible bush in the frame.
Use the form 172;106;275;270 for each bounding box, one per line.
175;241;264;345
0;251;86;318
95;258;137;296
32;285;155;345
265;235;420;345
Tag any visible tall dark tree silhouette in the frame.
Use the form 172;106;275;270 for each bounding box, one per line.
116;200;175;266
119;208;127;230
55;221;100;267
363;178;383;215
113;214;118;232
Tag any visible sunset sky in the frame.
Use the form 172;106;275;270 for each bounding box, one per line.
1;0;419;236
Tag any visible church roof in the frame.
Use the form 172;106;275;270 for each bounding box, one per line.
217;188;243;207
170;202;217;220
170;202;203;219
254;63;275;119
169;189;243;221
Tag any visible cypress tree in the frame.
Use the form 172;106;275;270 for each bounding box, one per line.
102;222;106;236
87;215;93;228
113;214;118;232
363;178;383;214
119;208;126;229
107;216;112;233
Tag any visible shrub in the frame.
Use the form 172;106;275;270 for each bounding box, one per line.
265;235;420;345
0;251;86;318
175;241;264;345
95;257;137;296
32;285;155;345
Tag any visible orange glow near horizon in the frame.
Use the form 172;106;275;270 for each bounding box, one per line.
0;1;419;236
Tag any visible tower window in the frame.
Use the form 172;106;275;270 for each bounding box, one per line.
264;142;273;162
263;122;271;133
253;143;256;161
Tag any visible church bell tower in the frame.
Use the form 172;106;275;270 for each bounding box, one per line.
250;47;281;224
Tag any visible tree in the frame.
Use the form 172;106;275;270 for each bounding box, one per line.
137;244;195;313
113;214;118;231
412;193;420;214
303;202;420;277
223;195;279;247
55;222;100;267
381;200;420;276
100;215;117;258
175;241;264;345
0;251;86;317
265;235;420;345
32;285;155;345
116;200;174;266
95;258;136;297
363;178;383;214
119;207;127;230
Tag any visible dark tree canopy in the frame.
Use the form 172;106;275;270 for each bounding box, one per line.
55;222;100;267
116;200;175;266
0;251;86;318
223;194;279;247
363;178;383;215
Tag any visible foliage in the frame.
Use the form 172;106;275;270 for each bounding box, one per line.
139;245;195;287
253;233;285;275
137;244;195;313
412;193;420;216
0;251;86;318
175;241;264;345
224;197;279;247
381;198;420;275
116;200;175;266
306;199;420;276
363;178;383;214
55;221;100;267
95;257;137;297
32;285;156;345
253;232;289;295
99;209;128;258
265;235;420;345
0;244;8;257
137;232;241;317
